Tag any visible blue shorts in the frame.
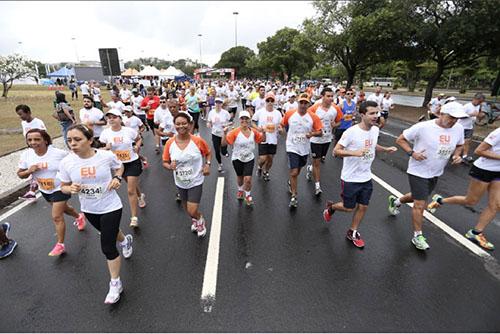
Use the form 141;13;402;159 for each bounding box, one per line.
287;152;308;170
41;190;71;203
341;180;373;209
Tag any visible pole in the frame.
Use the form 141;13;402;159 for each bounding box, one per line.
198;34;202;66
233;12;239;47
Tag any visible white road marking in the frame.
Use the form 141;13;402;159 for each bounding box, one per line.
380;130;398;139
372;173;492;259
201;177;225;312
0;193;42;222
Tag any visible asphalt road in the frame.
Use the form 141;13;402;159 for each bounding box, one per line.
1;116;499;332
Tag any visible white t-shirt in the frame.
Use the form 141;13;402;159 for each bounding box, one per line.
123;115;143;133
282;110;323;156
283;101;298;113
367;93;383;108
18;146;68;194
92;87;101;103
382;97;393;112
474;127;500;172
106;101;125;114
197;88;208;102
226;90;239;108
99;127;139;163
58;150;123;214
207;109;231;137
79;107;104;137
252;97;266;111
120;89;132;102
226;128;264;163
403;120;464;178
154;106;170;124
159;112;176;136
155;108;173;140
310;105;338;144
429;97;444;113
339;125;379;183
216;86;227;98
21;118;46;137
457;102;479;130
252;109;282;145
162;135;210;189
80;83;90;95
131;95;145;115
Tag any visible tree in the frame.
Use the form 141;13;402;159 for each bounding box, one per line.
0;54;36;98
256;27;316;80
214;46;255;78
401;0;500;106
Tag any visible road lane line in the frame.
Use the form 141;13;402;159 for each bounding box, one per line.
380;130;398;139
201;177;225;313
0;193;42;222
372;173;492;259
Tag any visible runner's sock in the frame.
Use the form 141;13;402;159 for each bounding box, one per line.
394;198;401;206
315;182;320;189
111;277;121;284
245;191;251;197
414;231;423;238
238;185;243;191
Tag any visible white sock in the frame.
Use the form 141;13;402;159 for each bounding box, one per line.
238;185;243;191
315;182;320;189
414;231;422;238
245;191;251;197
111;277;121;284
120;238;128;247
394;198;401;206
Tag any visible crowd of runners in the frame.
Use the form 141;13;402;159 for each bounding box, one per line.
0;78;498;305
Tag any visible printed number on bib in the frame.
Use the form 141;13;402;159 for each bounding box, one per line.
292;133;307;144
114;150;131;161
362;150;375;161
437;145;454;159
176;166;194;184
37;178;55;191
265;124;276;133
80;184;103;199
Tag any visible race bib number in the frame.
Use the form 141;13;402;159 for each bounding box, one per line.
37;178;55;191
240;150;253;162
437;145;454;159
80;184;103;199
362;150;375;161
176;166;194;184
265;124;276;133
344;114;353;121
114;150;131;161
292;133;307;145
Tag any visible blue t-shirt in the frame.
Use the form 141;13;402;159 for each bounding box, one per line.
339;100;356;130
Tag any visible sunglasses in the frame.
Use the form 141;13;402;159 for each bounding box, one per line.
346;93;353;95
160;101;167;103
299;101;309;105
265;99;274;102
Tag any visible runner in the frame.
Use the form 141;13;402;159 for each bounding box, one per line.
323;100;397;247
226;83;239;121
155;96;172;147
251;86;266;112
99;109;146;228
305;88;342;195
162;113;211;238
222;110;265;206
186;87;201;135
0;222;17;259
119;85;132;104
17;129;86;256
367;86;383;109
91;82;102;110
283;93;298;114
59;124;133;304
380;91;394;127
197;82;208;120
123;106;148;169
140;87;161;153
458;92;485;162
427;127;500;250
281;93;323;208
105;92;126;114
130;88;146;130
388;101;468;250
252;93;283;181
334;88;357;152
207;97;231;172
79;96;106;146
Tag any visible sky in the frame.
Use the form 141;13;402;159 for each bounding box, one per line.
0;1;316;67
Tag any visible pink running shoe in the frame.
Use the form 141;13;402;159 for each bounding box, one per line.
48;243;66;256
74;213;86;231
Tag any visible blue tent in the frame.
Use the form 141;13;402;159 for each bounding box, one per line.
174;75;194;83
47;67;75;78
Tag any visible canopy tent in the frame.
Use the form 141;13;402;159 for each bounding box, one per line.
159;66;185;79
138;65;161;77
121;68;139;77
174;75;193;83
46;67;75;78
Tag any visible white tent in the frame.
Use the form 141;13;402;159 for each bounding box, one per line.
138;65;162;77
159;66;185;79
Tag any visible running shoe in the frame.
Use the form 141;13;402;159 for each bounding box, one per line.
155;146;160;154
465;229;495;250
142;160;149;169
218;164;224;173
346;229;365;248
245;195;254;206
48;243;66;256
287;180;292;194
175;193;182;202
224;153;229;158
197;217;207;238
104;280;123;304
305;165;312;181
129;216;139;228
19;190;37;202
321;156;326;163
315;187;322;196
138;193;146;208
73;213;86;231
323;201;334;222
412;234;430;250
388;195;400;216
121;234;133;258
289;196;298;208
427;194;443;214
1;222;11;238
236;190;244;200
0;240;17;259
191;218;198;233
263;171;270;182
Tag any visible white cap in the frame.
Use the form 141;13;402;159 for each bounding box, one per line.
123;105;133;112
239;110;251;119
440;101;468;118
105;109;122;118
215;97;224;103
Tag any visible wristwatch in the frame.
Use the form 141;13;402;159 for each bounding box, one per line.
407;150;414;157
113;175;123;182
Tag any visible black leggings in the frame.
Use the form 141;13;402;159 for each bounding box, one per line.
212;134;228;164
189;111;200;131
84;208;122;260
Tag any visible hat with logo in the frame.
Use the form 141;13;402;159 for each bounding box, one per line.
297;93;311;103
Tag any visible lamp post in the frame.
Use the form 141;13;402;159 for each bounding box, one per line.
233;12;239;47
198;33;203;67
71;37;79;63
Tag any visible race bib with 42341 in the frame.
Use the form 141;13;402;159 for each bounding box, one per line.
79;184;104;199
114;150;131;161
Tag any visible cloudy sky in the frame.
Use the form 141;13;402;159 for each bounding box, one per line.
0;1;316;66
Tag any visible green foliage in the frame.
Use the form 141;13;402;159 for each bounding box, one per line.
214;46;255;78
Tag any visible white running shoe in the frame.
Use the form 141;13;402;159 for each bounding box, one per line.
121;234;133;259
191;218;198;233
305;164;312;181
197;217;207;238
104;280;123;304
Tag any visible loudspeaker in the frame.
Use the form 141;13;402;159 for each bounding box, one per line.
99;48;121;76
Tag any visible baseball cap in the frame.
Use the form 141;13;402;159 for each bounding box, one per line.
264;93;275;101
105;109;122;118
132;88;138;93
289;92;296;98
440;101;468;118
297;93;311;103
239;110;251;119
123;105;133;112
215;97;224;103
